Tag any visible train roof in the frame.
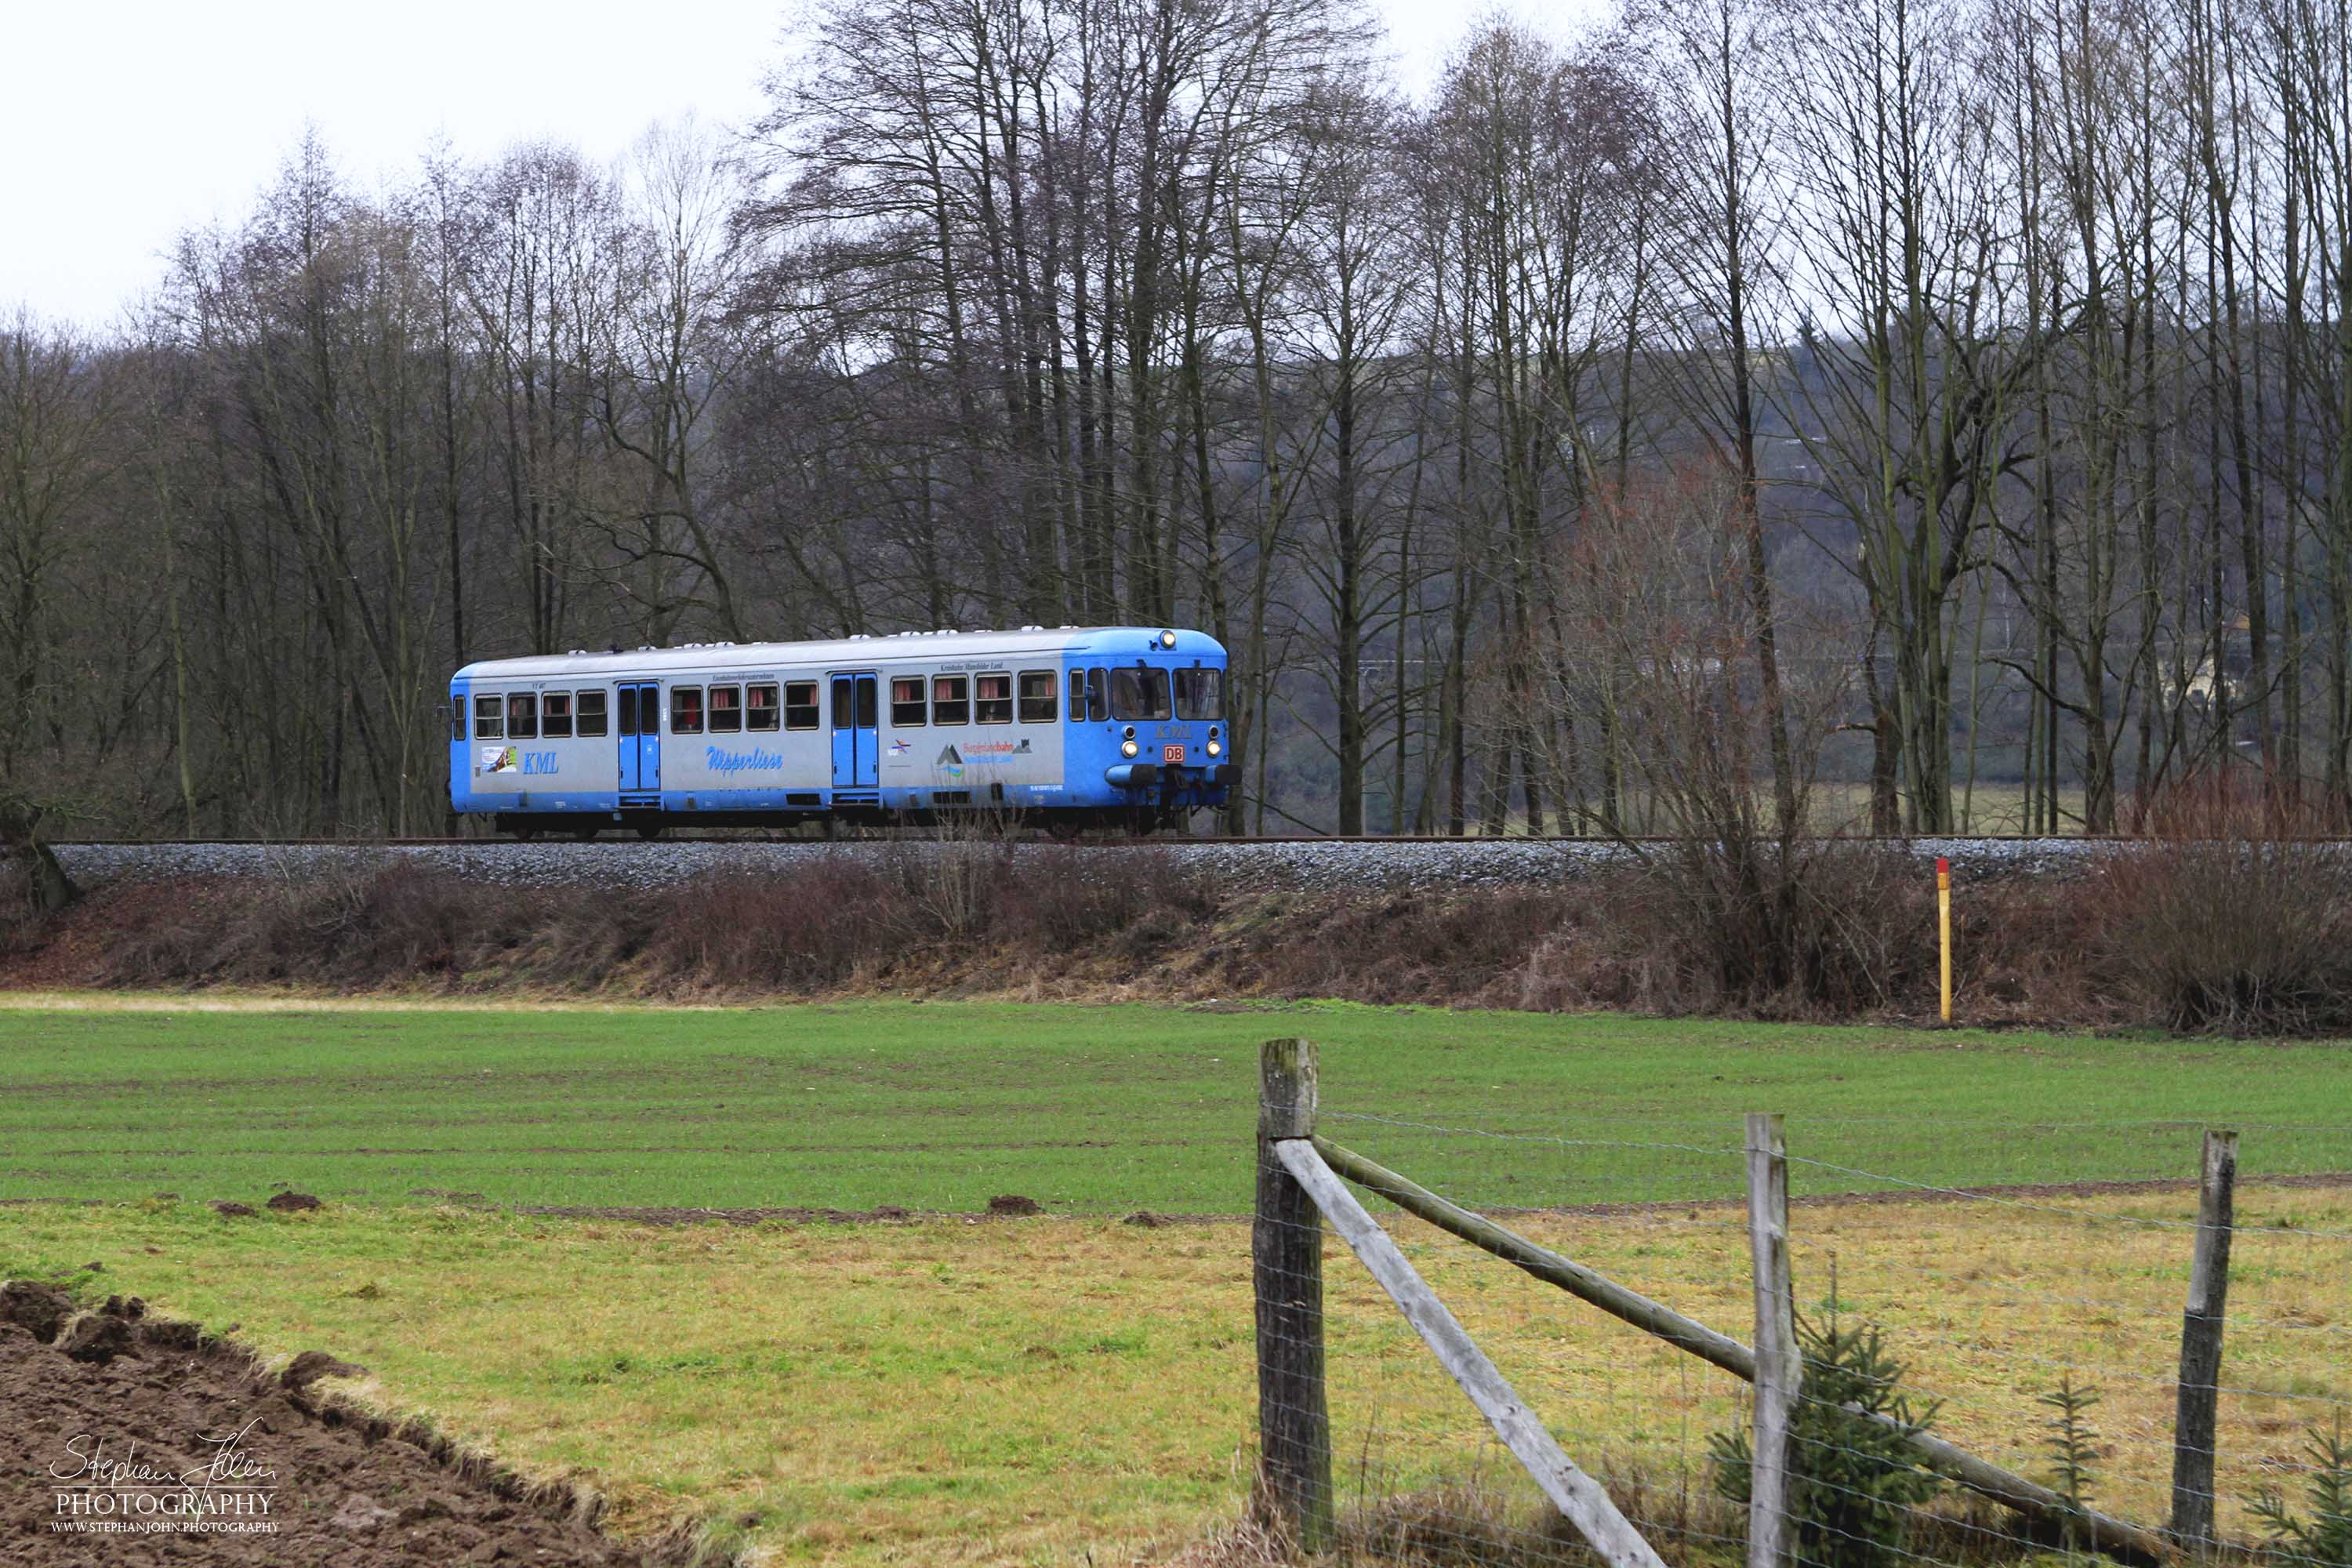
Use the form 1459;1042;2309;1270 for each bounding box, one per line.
453;626;1228;683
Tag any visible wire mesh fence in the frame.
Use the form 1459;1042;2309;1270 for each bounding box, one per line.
1243;1039;2352;1568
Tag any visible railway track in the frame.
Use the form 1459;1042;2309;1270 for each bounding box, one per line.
44;833;2126;892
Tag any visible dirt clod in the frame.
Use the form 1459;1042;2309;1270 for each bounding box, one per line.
58;1311;135;1363
266;1190;323;1212
0;1281;71;1342
211;1200;258;1217
1123;1210;1168;1228
985;1193;1042;1217
281;1348;366;1388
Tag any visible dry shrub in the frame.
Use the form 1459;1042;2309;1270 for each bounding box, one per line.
1204;887;1586;1006
2086;768;2352;1033
2125;764;2341;839
2087;843;2352;1034
0;856;52;957
93;864;597;989
640;860;911;991
1600;843;1943;1018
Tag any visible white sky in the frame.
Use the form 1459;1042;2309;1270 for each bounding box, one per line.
2;0;1581;330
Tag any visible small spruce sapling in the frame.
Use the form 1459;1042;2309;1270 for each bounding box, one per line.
2249;1418;2352;1568
1712;1312;1944;1568
2036;1374;2103;1554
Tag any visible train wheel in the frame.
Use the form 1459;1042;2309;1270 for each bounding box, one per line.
634;822;664;840
572;825;600;842
1047;818;1082;844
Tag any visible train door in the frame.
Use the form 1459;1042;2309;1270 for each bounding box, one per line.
829;672;879;789
616;681;660;797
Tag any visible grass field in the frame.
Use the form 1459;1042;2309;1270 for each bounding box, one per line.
3;998;2348;1563
2;996;2349;1211
5;1187;2346;1564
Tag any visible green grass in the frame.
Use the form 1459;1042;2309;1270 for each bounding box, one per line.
6;1186;2347;1563
1;998;2346;1211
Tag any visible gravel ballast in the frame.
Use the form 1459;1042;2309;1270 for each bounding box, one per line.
50;836;2108;893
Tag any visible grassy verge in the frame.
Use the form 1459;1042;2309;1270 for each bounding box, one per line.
2;999;2348;1210
3;1187;2345;1564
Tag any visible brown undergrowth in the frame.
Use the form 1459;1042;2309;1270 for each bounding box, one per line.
9;837;2350;1030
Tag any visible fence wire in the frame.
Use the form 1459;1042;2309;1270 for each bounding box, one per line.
1250;1111;2351;1568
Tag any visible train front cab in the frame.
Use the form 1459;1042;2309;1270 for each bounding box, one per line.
1062;629;1236;828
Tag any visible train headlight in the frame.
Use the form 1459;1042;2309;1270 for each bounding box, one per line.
1159;630;1177;648
1206;739;1222;757
1120;739;1140;758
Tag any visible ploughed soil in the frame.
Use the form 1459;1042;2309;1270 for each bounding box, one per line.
0;1285;648;1566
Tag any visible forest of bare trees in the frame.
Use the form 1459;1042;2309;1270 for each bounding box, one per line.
5;0;2351;838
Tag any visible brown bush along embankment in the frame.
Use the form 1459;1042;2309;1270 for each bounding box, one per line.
9;838;2352;1033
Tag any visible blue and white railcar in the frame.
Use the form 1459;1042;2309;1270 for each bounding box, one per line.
448;626;1235;837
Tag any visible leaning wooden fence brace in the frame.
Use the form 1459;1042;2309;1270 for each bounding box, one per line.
1272;1136;1670;1568
1308;1134;2171;1565
2169;1128;2237;1549
1746;1113;1799;1568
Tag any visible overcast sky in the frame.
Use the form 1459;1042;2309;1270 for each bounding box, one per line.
2;0;1580;331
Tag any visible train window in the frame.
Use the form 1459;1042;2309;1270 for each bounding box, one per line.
672;686;703;735
746;684;779;732
784;681;818;730
1087;667;1109;723
542;691;573;739
1174;667;1223;721
577;690;608;738
474;695;503;740
1110;666;1171;722
1067;671;1083;719
617;691;637;738
891;676;926;727
1018;670;1056;723
932;674;969;725
709;684;742;733
450;704;463;743
975;673;1013;724
507;692;538;739
640;688;662;735
858;677;878;728
830;677;852;729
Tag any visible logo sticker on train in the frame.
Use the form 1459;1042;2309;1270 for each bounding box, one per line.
483;746;559;776
705;746;783;773
1162;743;1185;764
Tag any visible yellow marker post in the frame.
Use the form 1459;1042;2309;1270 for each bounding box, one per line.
1936;856;1953;1023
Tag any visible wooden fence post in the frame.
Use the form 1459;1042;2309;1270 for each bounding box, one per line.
1255;1038;1332;1552
1746;1112;1798;1568
2169;1128;2238;1550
